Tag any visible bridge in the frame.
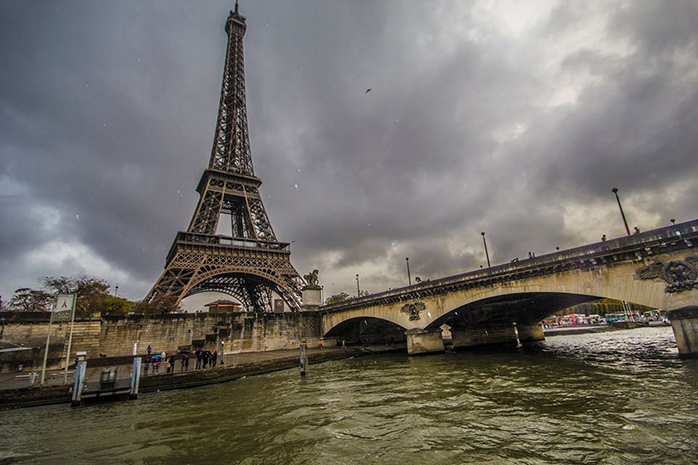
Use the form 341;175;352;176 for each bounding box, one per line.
316;220;698;357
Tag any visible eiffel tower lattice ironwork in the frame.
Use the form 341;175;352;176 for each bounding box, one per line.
146;5;303;312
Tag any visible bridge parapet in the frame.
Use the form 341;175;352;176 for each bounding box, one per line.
320;220;698;315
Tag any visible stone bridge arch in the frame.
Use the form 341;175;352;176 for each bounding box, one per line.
322;316;407;347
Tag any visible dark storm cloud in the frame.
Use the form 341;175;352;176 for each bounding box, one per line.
0;0;696;304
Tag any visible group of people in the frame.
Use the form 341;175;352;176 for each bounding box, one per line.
141;345;218;376
194;350;218;369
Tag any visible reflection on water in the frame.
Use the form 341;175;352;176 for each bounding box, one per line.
1;327;697;464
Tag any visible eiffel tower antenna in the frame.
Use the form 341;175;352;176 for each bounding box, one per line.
145;10;303;312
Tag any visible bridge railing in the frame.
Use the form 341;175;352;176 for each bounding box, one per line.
320;219;698;313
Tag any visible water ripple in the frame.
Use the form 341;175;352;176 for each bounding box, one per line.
1;327;697;464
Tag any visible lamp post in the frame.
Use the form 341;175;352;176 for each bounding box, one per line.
356;274;360;296
405;257;411;286
611;188;631;236
481;232;491;268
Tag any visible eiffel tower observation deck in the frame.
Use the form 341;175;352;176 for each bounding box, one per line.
146;4;303;312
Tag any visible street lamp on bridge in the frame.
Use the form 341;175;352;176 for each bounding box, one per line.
481;232;491;268
356;274;360;296
405;257;411;286
611;188;631;236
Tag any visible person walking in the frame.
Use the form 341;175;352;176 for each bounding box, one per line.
195;350;202;370
168;355;175;374
341;339;346;349
147;345;152;356
154;356;161;374
212;351;218;367
183;354;189;372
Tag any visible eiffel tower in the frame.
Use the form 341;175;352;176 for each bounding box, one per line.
146;4;303;312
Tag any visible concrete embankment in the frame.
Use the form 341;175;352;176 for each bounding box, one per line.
0;347;398;410
544;325;615;337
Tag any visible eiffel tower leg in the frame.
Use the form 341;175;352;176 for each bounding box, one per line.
145;267;197;311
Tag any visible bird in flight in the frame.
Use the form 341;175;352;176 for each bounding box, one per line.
365;88;372;93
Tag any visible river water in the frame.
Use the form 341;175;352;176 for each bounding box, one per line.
1;327;697;464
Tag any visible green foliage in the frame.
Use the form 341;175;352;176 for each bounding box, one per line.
9;288;54;312
102;295;135;315
42;275;110;313
132;299;167;315
325;292;350;305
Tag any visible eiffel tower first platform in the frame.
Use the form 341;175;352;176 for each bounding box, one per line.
146;5;303;312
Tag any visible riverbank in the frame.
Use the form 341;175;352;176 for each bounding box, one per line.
544;322;670;337
0;345;402;410
544;325;614;337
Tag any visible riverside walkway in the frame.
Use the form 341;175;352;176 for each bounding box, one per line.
0;345;401;409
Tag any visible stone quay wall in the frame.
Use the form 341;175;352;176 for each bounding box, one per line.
100;312;322;357
0;312;101;373
0;312;322;372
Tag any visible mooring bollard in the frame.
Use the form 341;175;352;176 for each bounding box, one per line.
299;340;308;377
71;360;86;407
130;356;142;400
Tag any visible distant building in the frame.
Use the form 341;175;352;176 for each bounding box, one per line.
204;299;244;313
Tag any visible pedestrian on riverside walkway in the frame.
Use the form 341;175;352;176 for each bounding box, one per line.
147;345;152;356
342;339;346;349
202;351;209;369
195;350;202;370
212;351;218;367
168;356;175;373
154;356;161;374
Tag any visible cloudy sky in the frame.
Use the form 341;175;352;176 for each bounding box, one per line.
1;0;697;309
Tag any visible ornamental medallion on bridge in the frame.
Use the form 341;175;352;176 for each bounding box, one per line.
636;257;698;293
401;302;426;321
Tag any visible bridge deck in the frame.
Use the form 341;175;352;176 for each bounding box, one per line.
319;219;698;313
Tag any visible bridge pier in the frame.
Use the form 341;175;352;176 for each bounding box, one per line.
669;307;698;358
405;328;444;355
451;325;518;349
516;323;545;344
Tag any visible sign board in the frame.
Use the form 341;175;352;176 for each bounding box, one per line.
53;294;76;323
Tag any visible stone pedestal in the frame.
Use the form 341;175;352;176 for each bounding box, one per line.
405;328;444;355
669;306;698;358
301;288;322;311
451;325;517;349
517;323;545;343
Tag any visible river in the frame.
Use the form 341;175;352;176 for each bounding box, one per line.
1;326;697;464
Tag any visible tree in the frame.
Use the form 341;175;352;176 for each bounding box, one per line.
43;275;110;313
9;288;54;312
325;292;349;305
102;295;135;315
131;297;184;315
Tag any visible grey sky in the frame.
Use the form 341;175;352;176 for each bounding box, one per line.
1;0;696;308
